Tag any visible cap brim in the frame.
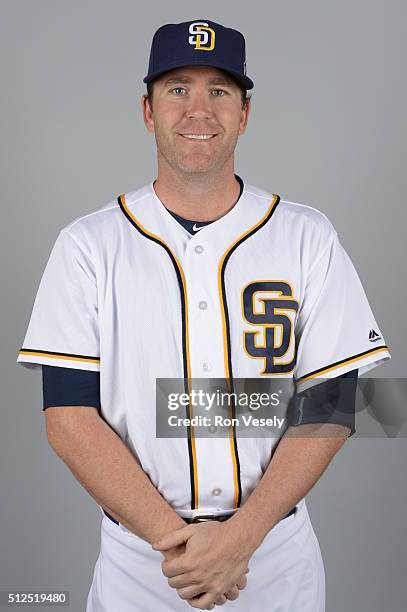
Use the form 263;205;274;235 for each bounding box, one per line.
143;60;254;90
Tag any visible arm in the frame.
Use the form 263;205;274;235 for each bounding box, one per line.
226;422;350;552
45;406;186;544
227;371;358;550
46;407;248;608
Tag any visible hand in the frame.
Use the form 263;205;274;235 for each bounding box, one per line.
161;541;250;609
152;521;253;609
185;568;249;609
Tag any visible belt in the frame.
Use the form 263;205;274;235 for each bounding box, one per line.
102;505;297;526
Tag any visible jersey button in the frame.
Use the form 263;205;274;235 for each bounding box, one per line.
212;488;222;496
202;362;212;372
194;244;204;254
199;301;208;310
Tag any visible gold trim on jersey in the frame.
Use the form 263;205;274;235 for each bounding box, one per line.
217;194;281;508
295;346;390;383
18;349;100;364
118;194;199;509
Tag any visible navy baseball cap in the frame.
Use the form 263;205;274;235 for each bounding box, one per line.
143;19;254;90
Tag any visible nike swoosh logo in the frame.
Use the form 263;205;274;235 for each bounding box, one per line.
192;223;205;231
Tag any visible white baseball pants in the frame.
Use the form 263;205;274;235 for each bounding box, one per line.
86;498;325;611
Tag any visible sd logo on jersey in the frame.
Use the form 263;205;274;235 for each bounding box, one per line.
188;22;216;51
242;281;298;374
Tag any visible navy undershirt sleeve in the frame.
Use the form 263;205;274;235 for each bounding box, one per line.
287;368;358;435
42;361;359;434
42;365;101;411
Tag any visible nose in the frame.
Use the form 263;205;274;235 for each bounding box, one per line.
185;89;214;120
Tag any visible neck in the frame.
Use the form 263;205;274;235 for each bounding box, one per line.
153;162;241;222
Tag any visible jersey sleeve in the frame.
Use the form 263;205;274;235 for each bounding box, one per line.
16;229;100;372
294;228;390;387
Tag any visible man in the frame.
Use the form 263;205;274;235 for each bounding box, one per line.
17;19;391;611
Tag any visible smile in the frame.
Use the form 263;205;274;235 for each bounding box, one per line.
179;134;217;140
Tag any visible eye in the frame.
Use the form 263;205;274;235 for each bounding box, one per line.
211;88;227;96
170;87;187;95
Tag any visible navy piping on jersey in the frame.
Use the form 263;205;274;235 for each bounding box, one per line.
117;192;198;508
218;193;281;507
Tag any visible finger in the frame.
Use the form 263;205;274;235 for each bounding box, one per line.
186;592;218;609
162;543;186;563
186;598;214;610
186;592;206;608
236;574;248;590
224;586;240;601
161;558;189;579
176;584;207;600
213;594;227;605
169;573;198;590
152;525;193;551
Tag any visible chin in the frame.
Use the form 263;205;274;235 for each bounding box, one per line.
179;165;216;175
177;157;217;174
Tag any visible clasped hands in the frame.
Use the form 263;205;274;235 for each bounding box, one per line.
151;519;255;610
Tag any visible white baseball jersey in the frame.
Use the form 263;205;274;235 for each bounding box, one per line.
17;180;391;514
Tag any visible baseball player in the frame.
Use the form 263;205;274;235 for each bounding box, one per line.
17;19;391;612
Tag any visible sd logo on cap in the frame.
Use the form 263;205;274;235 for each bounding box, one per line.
143;19;254;90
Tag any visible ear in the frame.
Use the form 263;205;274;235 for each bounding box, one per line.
141;94;155;134
239;98;251;136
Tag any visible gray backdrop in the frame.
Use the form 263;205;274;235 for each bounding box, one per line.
1;1;405;611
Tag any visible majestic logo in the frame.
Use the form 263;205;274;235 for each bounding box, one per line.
242;281;299;375
369;329;381;342
188;22;216;51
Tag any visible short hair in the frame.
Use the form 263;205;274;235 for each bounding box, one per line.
144;74;251;111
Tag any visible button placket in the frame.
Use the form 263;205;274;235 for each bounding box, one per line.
185;241;212;376
184;236;239;513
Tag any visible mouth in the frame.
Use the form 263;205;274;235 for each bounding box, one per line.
178;134;218;141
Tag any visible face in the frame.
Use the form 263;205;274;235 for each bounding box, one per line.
141;65;250;176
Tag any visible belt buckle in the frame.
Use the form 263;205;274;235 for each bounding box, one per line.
190;513;217;523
